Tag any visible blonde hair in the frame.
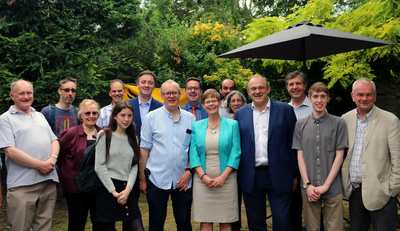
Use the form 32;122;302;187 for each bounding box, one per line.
77;99;100;120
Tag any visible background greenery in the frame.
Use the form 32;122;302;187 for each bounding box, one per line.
0;0;399;115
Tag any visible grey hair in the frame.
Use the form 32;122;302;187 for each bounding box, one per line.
247;75;269;91
160;79;180;93
10;79;33;94
352;78;376;93
285;71;307;86
224;91;247;114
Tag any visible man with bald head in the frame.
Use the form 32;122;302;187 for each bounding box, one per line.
0;80;59;231
219;79;236;118
342;78;400;231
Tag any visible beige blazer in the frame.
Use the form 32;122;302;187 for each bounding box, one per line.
342;106;400;211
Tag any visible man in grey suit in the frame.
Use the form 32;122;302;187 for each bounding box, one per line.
342;78;400;231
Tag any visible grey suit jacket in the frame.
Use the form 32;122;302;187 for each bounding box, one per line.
341;106;400;210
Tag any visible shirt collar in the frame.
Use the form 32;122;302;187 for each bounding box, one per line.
312;112;328;124
9;106;35;115
162;106;181;122
356;106;375;121
187;102;202;109
138;97;152;106
289;96;312;108
251;97;271;112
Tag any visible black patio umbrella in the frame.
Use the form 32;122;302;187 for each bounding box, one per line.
218;21;396;70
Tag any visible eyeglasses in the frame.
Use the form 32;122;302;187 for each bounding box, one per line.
186;86;200;91
162;91;180;97
355;93;374;98
204;100;219;105
84;111;98;116
60;88;77;93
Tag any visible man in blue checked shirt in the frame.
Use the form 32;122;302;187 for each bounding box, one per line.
342;78;400;231
139;79;196;231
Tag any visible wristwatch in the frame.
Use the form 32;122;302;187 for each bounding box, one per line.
185;168;195;174
303;182;311;189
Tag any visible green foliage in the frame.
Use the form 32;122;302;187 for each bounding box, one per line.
203;59;254;93
152;20;244;88
0;0;142;113
323;0;400;87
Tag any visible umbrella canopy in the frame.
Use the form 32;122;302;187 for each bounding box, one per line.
218;21;396;64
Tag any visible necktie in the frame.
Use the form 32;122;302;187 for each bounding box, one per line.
191;106;197;121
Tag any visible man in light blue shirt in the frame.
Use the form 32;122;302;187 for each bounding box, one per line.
181;77;208;121
96;79;125;128
286;71;312;120
140;80;196;231
285;71;312;231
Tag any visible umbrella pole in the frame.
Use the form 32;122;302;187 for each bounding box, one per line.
301;39;306;73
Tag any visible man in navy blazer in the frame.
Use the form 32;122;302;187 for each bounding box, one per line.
127;71;163;201
235;75;298;231
181;77;208;121
128;71;163;139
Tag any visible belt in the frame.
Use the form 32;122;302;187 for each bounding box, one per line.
255;165;269;169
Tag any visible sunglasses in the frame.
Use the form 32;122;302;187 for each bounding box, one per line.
84;111;98;116
60;88;77;93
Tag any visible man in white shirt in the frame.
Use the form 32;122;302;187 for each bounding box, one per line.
97;79;125;128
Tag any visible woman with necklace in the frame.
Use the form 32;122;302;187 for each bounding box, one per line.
190;89;242;231
94;100;144;231
58;99;102;231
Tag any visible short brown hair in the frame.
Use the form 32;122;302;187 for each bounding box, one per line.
58;78;77;89
308;82;329;97
201;89;221;104
136;71;157;86
109;79;124;91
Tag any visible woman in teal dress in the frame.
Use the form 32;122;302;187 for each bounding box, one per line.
190;89;242;231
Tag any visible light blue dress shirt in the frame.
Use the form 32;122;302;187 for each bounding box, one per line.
140;106;196;190
288;96;313;120
97;103;113;128
138;97;152;124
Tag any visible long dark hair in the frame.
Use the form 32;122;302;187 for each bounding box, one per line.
99;100;140;166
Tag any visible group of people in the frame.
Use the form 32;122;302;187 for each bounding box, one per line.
0;70;399;231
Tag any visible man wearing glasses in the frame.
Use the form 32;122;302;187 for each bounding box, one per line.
140;80;196;231
41;77;79;137
181;77;208;121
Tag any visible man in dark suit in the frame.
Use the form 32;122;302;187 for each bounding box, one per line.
235;75;298;231
128;71;163;139
181;77;208;121
127;71;163;201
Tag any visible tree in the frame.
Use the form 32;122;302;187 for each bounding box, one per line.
0;0;142;113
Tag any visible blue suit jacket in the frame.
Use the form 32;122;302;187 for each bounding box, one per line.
127;97;163;139
235;100;298;194
190;117;241;174
181;103;208;121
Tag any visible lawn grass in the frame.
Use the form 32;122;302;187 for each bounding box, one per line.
1;191;397;230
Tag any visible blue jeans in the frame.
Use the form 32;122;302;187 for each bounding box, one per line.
242;167;292;231
349;187;397;231
146;179;192;231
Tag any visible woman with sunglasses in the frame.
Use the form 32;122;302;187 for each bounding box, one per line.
58;99;102;231
190;89;241;231
94;100;144;231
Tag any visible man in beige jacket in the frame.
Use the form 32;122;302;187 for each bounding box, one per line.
342;78;400;231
